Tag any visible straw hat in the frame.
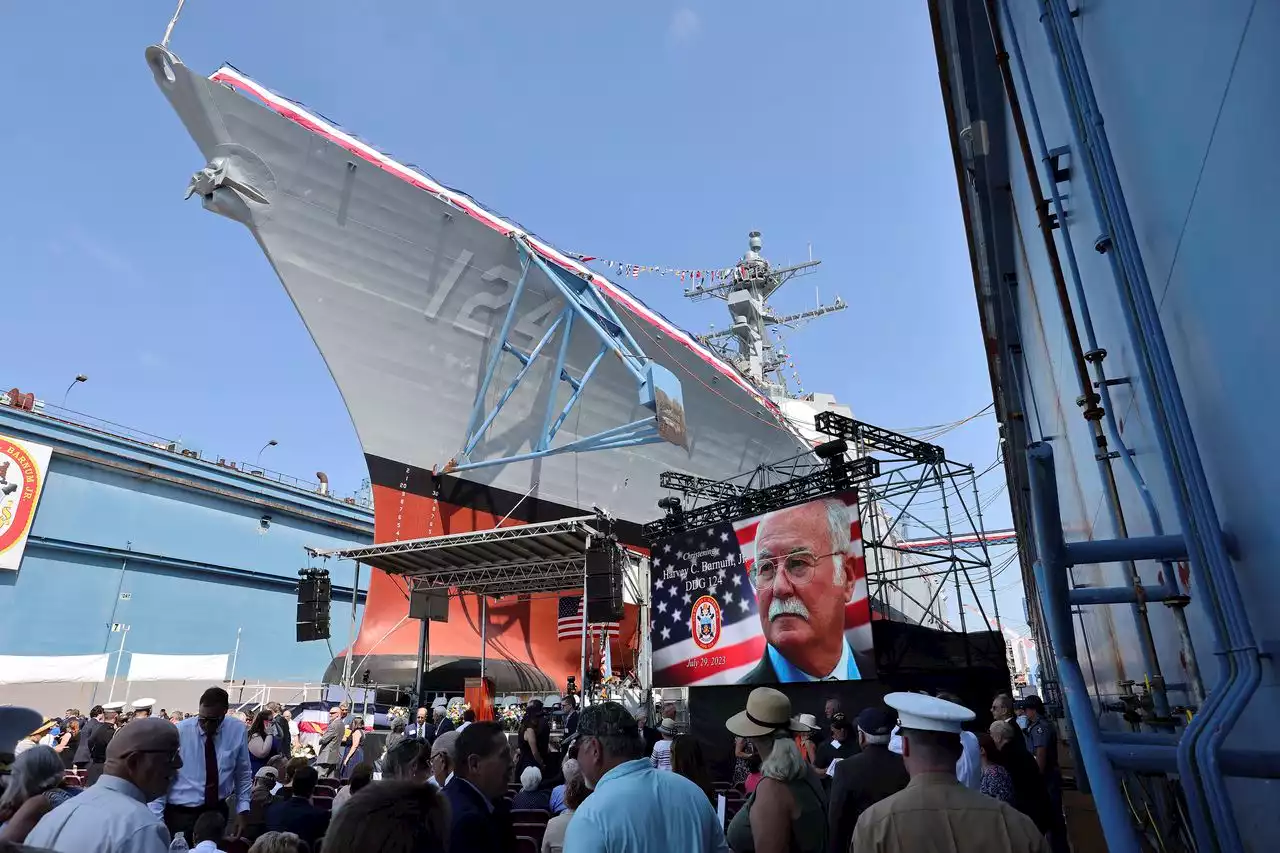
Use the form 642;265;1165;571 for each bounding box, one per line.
658;718;679;736
726;688;810;738
796;713;819;731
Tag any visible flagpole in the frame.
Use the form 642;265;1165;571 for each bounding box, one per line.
479;595;488;681
580;536;591;705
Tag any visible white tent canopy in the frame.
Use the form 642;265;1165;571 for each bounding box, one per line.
127;653;229;682
0;654;110;685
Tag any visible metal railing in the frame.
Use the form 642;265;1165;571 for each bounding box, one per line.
2;391;372;508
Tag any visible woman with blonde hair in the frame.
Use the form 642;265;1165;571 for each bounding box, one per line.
724;688;828;853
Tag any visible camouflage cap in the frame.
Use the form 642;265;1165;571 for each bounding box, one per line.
576;701;640;739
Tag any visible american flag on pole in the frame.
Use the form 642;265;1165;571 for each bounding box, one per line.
650;492;872;687
557;595;620;641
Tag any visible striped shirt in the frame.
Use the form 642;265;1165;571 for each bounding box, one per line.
650;739;673;771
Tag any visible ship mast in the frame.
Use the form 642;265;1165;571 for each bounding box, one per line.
686;231;845;400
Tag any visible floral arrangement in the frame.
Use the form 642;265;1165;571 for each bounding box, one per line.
388;706;410;722
446;702;470;724
498;705;523;732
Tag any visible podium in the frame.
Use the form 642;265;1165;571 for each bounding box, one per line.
465;676;496;721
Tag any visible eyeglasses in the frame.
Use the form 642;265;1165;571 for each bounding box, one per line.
750;551;841;589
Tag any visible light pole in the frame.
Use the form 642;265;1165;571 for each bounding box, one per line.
62;374;88;406
256;439;278;467
107;623;130;704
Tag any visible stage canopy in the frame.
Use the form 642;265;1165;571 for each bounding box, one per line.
308;515;605;597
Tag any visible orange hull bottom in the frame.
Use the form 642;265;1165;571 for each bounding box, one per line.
327;480;641;693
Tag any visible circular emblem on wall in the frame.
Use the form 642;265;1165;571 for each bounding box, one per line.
691;595;722;651
0;440;41;556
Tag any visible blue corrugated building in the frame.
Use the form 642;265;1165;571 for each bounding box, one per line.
0;397;372;710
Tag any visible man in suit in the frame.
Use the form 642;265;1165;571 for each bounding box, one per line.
266;702;292;760
314;704;345;779
406;706;431;741
264;764;329;849
815;713;860;770
562;695;580;738
430;700;455;739
828;706;910;853
443;721;516;853
738;499;871;684
73;705;105;769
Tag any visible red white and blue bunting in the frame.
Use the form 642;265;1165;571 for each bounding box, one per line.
565;253;734;283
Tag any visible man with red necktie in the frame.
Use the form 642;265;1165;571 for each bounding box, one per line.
151;687;252;844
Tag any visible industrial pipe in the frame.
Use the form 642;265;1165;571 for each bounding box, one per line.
1040;2;1264;849
989;0;1179;725
1027;443;1142;853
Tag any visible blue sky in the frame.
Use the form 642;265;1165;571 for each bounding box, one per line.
2;2;1026;634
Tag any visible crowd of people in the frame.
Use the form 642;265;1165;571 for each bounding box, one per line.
0;685;1069;853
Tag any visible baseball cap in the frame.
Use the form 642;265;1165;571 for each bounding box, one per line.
856;707;895;737
0;707;43;756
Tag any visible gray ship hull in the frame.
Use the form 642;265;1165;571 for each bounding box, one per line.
146;47;811;536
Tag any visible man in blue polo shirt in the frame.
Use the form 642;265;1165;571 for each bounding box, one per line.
565;702;728;853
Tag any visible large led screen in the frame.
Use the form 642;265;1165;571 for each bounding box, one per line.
650;492;874;687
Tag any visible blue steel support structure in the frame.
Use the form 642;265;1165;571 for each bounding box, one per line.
1024;3;1268;851
447;237;686;474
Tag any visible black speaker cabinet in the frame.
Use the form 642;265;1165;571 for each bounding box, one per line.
298;576;332;604
409;587;450;622
297;600;329;623
585;546;624;623
296;619;330;642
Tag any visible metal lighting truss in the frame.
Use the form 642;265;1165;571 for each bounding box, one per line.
812;412;1003;638
446;236;685;474
650;411;1005;639
307;515;604;599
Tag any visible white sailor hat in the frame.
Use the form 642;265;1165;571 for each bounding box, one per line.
884;692;974;733
102;702;125;713
132;698;156;711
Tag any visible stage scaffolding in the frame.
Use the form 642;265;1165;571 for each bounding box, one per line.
308;514;644;704
651;411;1007;640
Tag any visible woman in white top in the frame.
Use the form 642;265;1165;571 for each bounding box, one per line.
542;773;590;853
650;718;678;770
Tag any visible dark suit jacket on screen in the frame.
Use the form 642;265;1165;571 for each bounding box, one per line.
737;645;873;684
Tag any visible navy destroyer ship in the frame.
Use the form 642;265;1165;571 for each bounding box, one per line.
147;45;893;689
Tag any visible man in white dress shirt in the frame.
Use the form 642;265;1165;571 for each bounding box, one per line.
151;686;253;842
26;717;179;852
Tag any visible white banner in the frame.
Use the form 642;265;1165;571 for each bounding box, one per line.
0;654;110;685
0;434;53;572
127;653;229;682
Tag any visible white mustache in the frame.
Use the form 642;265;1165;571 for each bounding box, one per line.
768;597;811;621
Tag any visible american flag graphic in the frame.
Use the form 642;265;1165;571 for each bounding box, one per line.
650;492;872;687
557;595;620;641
